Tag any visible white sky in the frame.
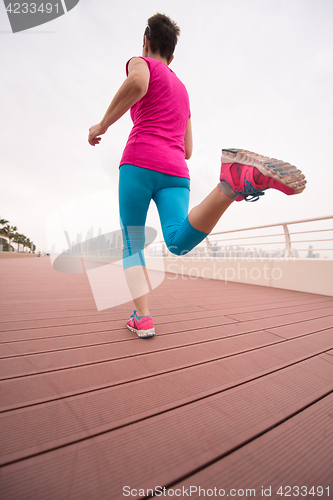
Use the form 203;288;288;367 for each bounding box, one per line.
1;0;333;253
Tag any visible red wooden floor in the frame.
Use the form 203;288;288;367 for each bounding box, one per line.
0;257;332;499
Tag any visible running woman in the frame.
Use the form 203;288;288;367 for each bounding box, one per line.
88;13;306;338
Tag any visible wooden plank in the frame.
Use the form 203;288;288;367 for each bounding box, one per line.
0;329;279;386
226;303;333;322
168;393;333;496
220;308;333;337
1;351;332;466
3;295;331;346
2;312;333;378
0;304;210;332
0;307;236;336
1;329;332;412
0;357;332;499
2;294;328;327
267;315;333;339
1;256;332;500
0;315;238;358
0;327;278;379
210;297;333;316
0;312;236;344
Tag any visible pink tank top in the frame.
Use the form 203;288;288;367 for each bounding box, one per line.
120;57;191;179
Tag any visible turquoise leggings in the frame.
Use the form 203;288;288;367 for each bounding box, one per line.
119;164;209;269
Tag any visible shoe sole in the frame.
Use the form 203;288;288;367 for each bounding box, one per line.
127;324;155;338
221;149;307;194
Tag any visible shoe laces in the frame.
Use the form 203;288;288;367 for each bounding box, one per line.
130;310;150;320
236;179;267;202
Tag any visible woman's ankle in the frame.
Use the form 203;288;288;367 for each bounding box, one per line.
136;310;150;318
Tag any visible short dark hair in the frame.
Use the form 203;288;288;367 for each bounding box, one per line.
144;13;180;63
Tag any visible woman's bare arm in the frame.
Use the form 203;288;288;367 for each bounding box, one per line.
184;117;193;159
88;58;150;146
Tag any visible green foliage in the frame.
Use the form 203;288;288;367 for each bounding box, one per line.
0;217;36;253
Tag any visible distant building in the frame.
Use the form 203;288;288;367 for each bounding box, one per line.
306;245;320;258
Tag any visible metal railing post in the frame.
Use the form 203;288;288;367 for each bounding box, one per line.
282;224;291;258
205;236;211;257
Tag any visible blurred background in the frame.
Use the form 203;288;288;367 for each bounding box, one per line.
1;0;332;254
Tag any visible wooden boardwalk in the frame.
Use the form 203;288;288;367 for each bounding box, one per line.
0;257;332;499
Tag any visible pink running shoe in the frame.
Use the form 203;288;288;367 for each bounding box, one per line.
127;310;155;338
220;148;307;202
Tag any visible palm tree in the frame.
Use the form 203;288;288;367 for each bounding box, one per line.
0;219;36;254
1;225;17;252
13;233;25;252
21;235;27;253
0;219;9;238
0;219;10;251
20;234;27;252
13;233;20;252
0;218;9;227
26;238;32;253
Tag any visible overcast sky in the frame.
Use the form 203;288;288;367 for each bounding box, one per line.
1;0;332;253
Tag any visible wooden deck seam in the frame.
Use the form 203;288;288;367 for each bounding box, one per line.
0;312;236;333
0;316;240;340
0;349;331;416
0;306;202;328
1;306;332;344
2;324;333;366
0;295;331;322
0;330;256;359
162;392;333;497
0;329;322;380
223;305;333;323
0;337;283;380
1;361;332;469
1;299;332;332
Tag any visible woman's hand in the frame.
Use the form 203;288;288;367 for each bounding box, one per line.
88;123;107;146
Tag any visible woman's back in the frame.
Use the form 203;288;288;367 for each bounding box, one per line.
120;57;191;178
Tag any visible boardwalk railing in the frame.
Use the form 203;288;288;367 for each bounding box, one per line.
149;216;333;260
146;216;333;297
45;216;333;296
